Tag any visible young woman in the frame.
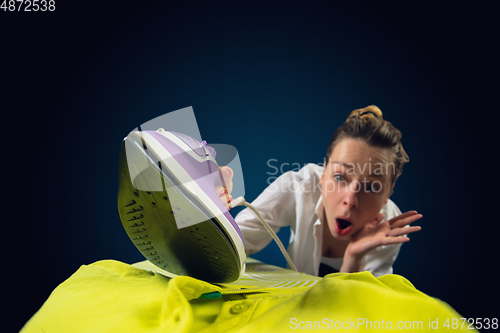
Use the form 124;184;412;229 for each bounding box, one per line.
221;105;422;277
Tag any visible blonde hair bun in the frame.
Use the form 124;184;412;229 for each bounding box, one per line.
347;105;383;122
326;105;409;183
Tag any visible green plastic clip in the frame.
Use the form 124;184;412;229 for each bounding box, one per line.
199;291;222;299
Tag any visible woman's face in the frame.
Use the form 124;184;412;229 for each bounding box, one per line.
320;138;395;241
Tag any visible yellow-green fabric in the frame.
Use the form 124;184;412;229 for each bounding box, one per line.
21;260;475;332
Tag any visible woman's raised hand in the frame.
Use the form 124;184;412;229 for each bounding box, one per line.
341;211;422;273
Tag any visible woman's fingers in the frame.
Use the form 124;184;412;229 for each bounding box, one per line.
381;236;410;246
219;190;233;210
389;211;423;229
219;166;234;194
389;225;421;237
388;211;418;224
217;166;234;210
384;210;422;242
215;186;233;210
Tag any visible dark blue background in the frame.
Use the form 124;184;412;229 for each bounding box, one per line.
3;1;499;331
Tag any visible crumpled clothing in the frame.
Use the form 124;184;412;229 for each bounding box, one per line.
21;260;475;332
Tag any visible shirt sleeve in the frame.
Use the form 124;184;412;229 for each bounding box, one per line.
362;199;403;277
235;167;312;255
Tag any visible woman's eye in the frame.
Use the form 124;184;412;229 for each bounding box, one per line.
367;182;382;193
334;174;344;182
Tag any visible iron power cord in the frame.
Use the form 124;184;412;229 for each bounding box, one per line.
230;197;298;272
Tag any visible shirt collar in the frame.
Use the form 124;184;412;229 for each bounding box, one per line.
314;194;325;226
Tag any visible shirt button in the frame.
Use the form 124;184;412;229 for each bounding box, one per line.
230;302;249;314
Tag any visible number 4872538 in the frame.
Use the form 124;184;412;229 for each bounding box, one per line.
1;0;55;11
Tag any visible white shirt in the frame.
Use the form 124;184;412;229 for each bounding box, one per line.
235;163;403;277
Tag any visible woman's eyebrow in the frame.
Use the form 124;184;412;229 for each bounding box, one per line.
326;162;350;171
329;162;388;178
329;162;349;167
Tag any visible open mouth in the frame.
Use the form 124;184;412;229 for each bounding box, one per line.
335;218;353;236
